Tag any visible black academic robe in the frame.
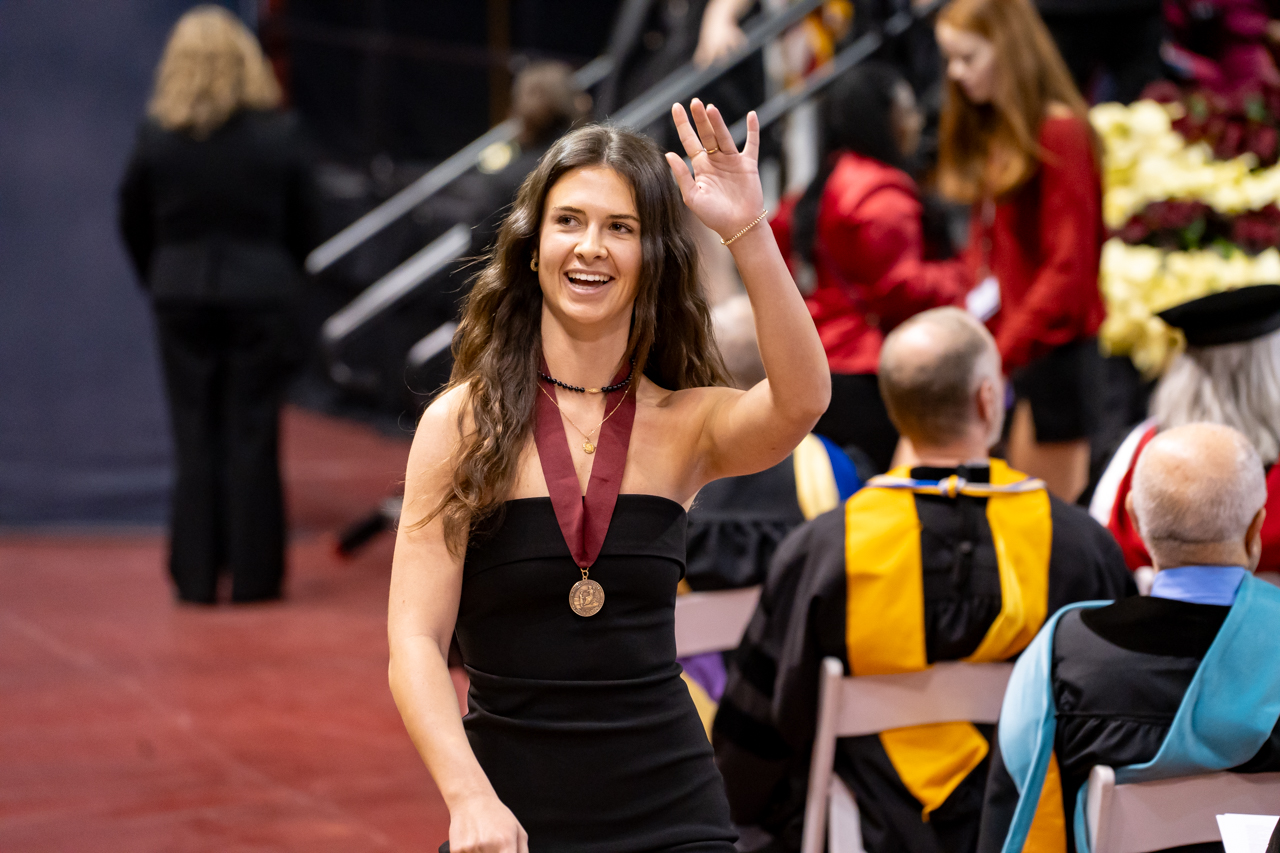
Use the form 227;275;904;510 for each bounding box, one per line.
712;464;1134;853
977;596;1280;853
685;458;807;591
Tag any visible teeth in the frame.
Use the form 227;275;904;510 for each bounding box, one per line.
568;273;610;283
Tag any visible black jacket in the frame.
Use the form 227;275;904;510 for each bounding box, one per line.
978;596;1280;853
712;464;1135;853
118;110;315;304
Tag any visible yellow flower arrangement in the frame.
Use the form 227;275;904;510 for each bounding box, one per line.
1090;100;1280;229
1098;238;1280;375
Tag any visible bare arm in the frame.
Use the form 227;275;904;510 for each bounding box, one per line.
665;101;831;484
388;386;528;853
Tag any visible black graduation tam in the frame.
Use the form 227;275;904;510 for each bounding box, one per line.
1157;284;1280;346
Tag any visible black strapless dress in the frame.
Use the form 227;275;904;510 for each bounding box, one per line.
456;495;737;852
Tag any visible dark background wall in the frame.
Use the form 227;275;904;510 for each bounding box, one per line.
0;0;618;526
0;0;196;526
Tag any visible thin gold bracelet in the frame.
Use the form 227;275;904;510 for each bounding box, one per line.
721;210;768;246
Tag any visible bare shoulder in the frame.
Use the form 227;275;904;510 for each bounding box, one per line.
638;376;739;415
626;376;741;501
407;382;472;479
417;382;471;434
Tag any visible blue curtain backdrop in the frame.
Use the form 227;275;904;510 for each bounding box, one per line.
0;1;240;526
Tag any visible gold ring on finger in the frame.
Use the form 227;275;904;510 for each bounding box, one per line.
704;146;719;155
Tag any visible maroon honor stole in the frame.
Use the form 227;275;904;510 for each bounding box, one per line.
533;359;637;616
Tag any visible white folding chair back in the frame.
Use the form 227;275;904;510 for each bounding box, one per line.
800;657;1015;853
673;586;762;657
1085;765;1280;853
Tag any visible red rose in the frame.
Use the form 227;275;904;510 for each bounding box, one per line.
1118;218;1151;244
1246;126;1278;165
1215;121;1244;160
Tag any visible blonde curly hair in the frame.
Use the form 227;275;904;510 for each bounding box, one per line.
149;5;281;139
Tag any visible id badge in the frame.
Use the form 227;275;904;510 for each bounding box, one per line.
966;275;1001;321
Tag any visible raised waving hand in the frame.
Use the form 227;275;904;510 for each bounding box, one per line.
665;99;764;242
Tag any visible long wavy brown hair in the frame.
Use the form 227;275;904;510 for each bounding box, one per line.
936;0;1095;202
424;124;729;553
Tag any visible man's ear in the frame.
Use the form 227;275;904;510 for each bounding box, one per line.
976;376;998;427
1125;492;1142;539
1246;507;1267;571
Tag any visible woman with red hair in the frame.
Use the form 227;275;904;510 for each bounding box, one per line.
935;0;1107;501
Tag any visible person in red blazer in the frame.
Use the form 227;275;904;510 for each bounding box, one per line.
771;62;970;472
935;0;1107;502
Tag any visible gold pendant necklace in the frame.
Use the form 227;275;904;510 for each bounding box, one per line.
538;384;627;455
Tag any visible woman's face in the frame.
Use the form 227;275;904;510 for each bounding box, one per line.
537;166;643;333
936;23;998;105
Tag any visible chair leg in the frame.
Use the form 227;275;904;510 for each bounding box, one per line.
1086;765;1116;853
829;776;865;853
801;658;846;853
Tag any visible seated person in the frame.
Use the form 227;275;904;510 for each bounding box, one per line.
713;307;1132;853
1091;284;1280;584
981;422;1280;853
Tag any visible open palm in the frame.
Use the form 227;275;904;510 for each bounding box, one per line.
665;99;765;242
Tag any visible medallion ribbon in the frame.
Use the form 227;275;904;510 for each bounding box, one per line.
533;357;636;616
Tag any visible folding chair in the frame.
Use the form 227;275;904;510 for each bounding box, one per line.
800;657;1015;853
1083;765;1280;853
674;585;762;657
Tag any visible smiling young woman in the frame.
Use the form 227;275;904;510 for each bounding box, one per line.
387;102;828;853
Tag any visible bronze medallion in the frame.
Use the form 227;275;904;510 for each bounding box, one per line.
582;440;596;454
569;578;605;617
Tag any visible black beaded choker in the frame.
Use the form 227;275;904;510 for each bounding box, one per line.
539;358;635;394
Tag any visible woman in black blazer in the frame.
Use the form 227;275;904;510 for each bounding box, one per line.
119;5;314;603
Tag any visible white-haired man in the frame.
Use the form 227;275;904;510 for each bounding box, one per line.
982;423;1280;853
713;307;1131;853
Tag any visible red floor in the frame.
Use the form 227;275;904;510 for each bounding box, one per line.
0;408;457;852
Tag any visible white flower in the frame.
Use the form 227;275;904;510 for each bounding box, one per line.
1089;100;1280;227
1098;239;1280;376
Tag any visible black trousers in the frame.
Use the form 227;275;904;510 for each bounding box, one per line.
1040;7;1165;104
154;303;295;603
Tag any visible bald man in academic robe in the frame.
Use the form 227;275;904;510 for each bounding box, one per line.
980;423;1280;853
712;308;1133;853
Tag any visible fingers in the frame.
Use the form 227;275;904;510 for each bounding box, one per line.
689;98;722;154
517;826;529;853
703;103;739;156
673;99;742;159
664;151;695;200
670;103;705;160
743;110;760;162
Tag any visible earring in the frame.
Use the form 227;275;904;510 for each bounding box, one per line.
530;255;538;272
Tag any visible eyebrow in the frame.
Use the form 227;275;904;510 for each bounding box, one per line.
553;205;640;222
